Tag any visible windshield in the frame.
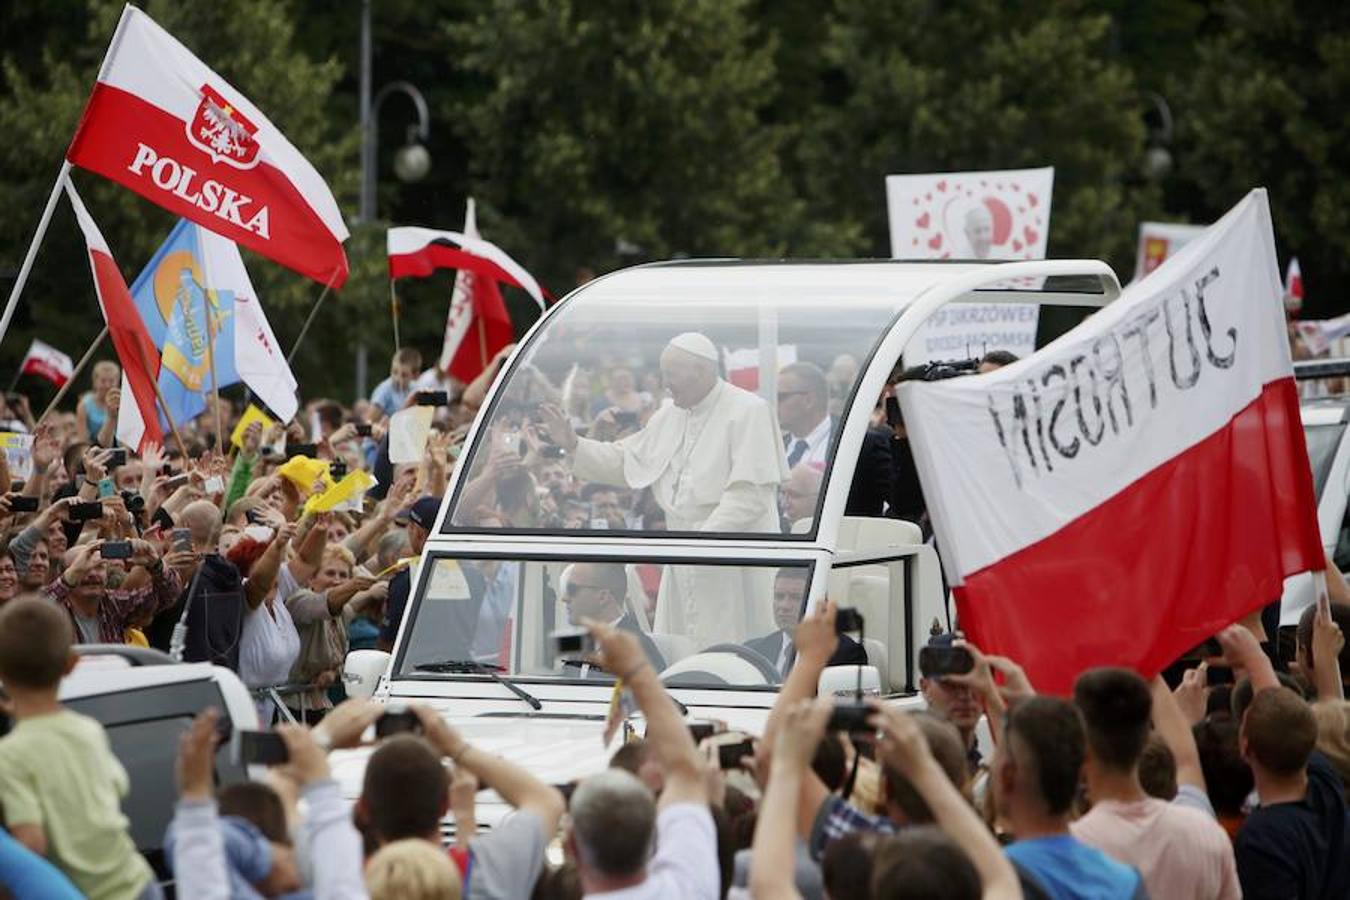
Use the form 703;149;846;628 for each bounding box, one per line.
396;554;815;689
444;270;908;538
1305;423;1345;500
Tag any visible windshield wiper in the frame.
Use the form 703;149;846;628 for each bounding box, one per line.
412;659;542;710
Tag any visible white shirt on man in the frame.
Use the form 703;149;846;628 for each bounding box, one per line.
784;414;832;470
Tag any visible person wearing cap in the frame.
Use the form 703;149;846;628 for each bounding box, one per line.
538;332;788;646
378;495;441;652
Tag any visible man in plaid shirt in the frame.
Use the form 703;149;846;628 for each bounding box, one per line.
44;540;186;645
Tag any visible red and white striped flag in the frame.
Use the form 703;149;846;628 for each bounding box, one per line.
18;340;74;388
388;204;545;383
66;5;348;286
1284;257;1304;314
899;189;1323;693
65;183;163;452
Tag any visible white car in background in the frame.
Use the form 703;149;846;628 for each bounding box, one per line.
52;646;257;890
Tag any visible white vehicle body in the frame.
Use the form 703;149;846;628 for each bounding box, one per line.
1281;385;1350;627
339;259;1121;833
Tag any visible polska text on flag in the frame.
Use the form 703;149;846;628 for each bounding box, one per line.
64;183;164;452
898;189;1323;694
18;339;75;388
66;5;348;286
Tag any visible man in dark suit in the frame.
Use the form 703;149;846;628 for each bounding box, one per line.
744;568;867;679
562;561;665;671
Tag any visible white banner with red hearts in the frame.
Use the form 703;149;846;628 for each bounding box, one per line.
886;167;1054;365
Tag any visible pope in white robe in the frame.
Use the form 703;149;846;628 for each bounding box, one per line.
539;332;790;648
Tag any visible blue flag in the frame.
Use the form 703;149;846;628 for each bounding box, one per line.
129;220;240;430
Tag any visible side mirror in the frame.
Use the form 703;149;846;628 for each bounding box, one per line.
818;665;881;699
343;649;391;700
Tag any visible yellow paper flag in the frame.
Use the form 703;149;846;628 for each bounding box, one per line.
277;455;332;495
304;469;376;515
230;404;276;450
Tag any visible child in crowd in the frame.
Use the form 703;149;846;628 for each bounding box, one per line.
0;597;160;899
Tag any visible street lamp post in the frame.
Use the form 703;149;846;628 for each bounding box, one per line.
354;0;431;398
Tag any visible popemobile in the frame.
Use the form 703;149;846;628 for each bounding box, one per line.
333;256;1125;841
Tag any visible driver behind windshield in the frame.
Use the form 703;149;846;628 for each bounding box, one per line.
742;568;867;679
538;331;789;646
560;562;665;673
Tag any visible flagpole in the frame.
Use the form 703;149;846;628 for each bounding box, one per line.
0;161;72;350
35;326;108;428
203;293;223;456
131;340;189;458
477;315;488;372
287;267;342;365
389;279;401;349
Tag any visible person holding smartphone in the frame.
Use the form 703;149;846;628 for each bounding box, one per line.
42;539;187;645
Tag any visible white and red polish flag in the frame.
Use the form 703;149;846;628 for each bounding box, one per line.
66;5;348;287
899;189;1323;694
65;183;164;452
18;340;74;388
388;205;546;382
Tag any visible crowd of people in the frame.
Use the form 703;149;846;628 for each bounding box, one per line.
0;340;1348;899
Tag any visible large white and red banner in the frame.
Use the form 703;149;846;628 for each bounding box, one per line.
66;5;348;286
899;189;1322;694
388;216;545;383
65;183;164;452
18;340;74;388
887;167;1054;366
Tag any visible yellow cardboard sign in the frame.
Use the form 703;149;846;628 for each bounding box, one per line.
277;455;332;495
230;404;275;449
304;469;376;515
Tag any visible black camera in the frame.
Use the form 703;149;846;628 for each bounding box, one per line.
835;607;864;635
120;490;145;514
827;700;873;734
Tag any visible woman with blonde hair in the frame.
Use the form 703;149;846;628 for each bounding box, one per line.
365;839;462;900
76;359;120;443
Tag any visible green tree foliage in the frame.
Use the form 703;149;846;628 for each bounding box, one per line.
447;0;818;291
1167;0;1350;317
0;0;362;400
797;0;1161;269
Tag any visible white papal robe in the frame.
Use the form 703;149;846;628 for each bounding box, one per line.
571;380;789;647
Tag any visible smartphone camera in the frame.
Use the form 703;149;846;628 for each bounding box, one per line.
551;628;597;658
99;541;133;560
716;736;756;770
827;700;874;734
835;607;865;635
107;448;127;469
7;494;38;513
374;705;423;739
232;730;290;766
415;391;449;407
329;460;348;481
69;501;104;522
884;395;903;429
918;645;975;677
171;528;193;553
355;424;373;437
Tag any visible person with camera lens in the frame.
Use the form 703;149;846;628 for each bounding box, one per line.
43;539;186;645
